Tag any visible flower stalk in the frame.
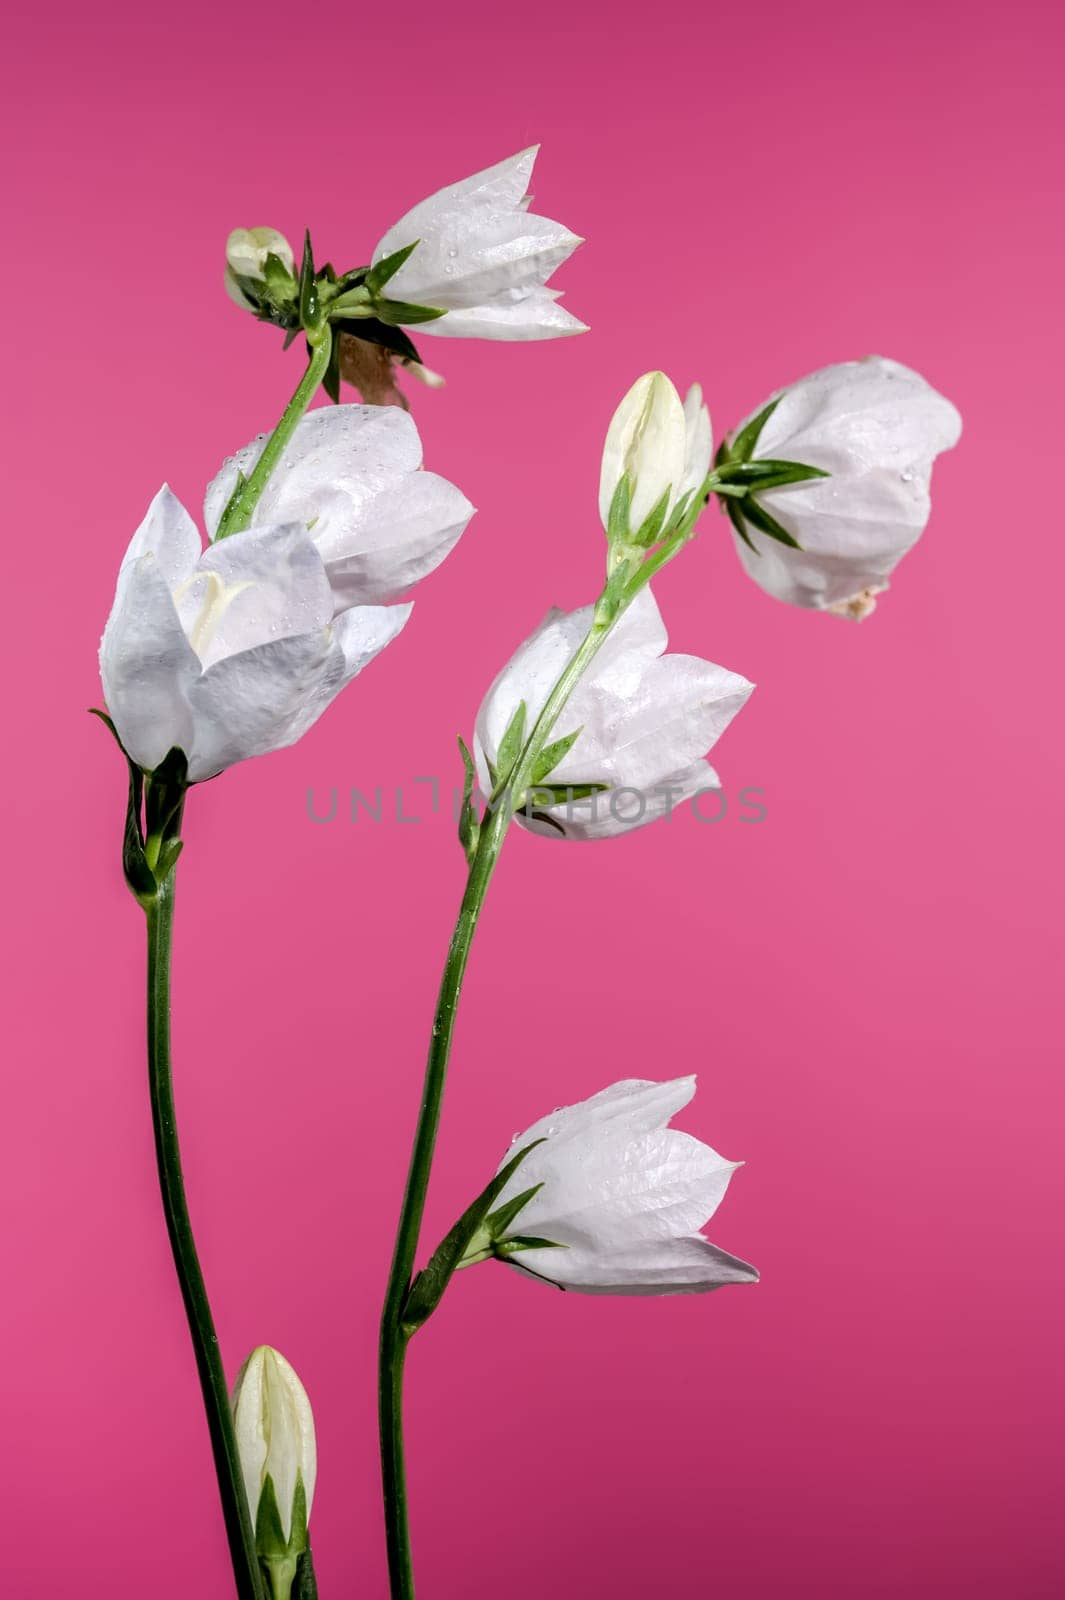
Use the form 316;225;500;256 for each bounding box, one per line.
143;825;265;1600
376;506;700;1596
214;328;334;541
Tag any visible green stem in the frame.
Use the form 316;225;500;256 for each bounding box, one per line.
375;512;707;1595
145;863;265;1600
377;797;510;1596
375;606;632;1596
214;330;333;541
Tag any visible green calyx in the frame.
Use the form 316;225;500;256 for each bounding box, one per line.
254;1473;316;1600
238;229;443;381
90;713;187;906
710;396;827;553
401;1139;565;1331
605;469;709;563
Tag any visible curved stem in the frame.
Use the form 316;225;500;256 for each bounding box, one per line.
214;330;333;541
146;868;265;1600
378;798;510;1595
375;528;705;1596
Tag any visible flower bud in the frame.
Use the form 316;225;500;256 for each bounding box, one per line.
599;371;689;542
224;226;296;312
232;1346;316;1599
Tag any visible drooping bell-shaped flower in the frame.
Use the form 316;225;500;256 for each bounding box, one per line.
723;356;962;618
599;373;712;542
203;405;475;609
473;588;752;839
232;1346;316;1596
99;487;409;781
486;1078;758;1295
372;146;586;340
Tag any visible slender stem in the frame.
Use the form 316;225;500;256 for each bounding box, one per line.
375;523;705;1595
145;868;265;1600
378;797;510;1595
214;330;333;541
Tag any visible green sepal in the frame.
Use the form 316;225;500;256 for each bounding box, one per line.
144;747;189;845
631;485;673;550
526;782;609;808
372;298;448;327
594;557;634;627
255;1471;310;1562
321;333;342;405
530;727;584;785
457;735;480;865
716;457;829;491
332;316;422;365
494;700;527;788
738;495;802;549
325;285;372;317
254;1474;288;1560
298;231;321;333
724;495;757;553
484;1183;544;1239
366;240;420;294
605;473;633;545
402;1139;547;1331
727;396;782;463
261;251;297;297
90;708;156;903
498;1235;567;1255
524;809;567;837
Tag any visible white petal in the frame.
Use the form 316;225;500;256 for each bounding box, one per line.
507;1234;758;1295
314;470;474;607
231;1347;316;1542
505;1078;698;1156
204;406;423;540
119;485;202;586
179;523;333;669
383;209;581;311
755;355;962;466
419;291;588;341
680;384;713;498
99;553;200;772
374;148;541;271
599;373;687;530
521;759;720;841
732;356;961;611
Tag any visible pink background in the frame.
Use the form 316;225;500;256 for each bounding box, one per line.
3;1;1063;1594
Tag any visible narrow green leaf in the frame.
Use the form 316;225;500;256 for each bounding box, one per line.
321;333;341;405
526;809;568;837
298;230;320;331
485;1183;544;1239
741;495;803;549
632;484;673;549
730;396;782;463
500;1235;568;1253
526;782;609;808
402;1139;547;1330
366;240;420;294
530;727;584;785
373;298;448;327
606;472;633;544
494;700;527;786
724;495;757;553
456;734;480;864
254;1474;289;1559
716;457;829;490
